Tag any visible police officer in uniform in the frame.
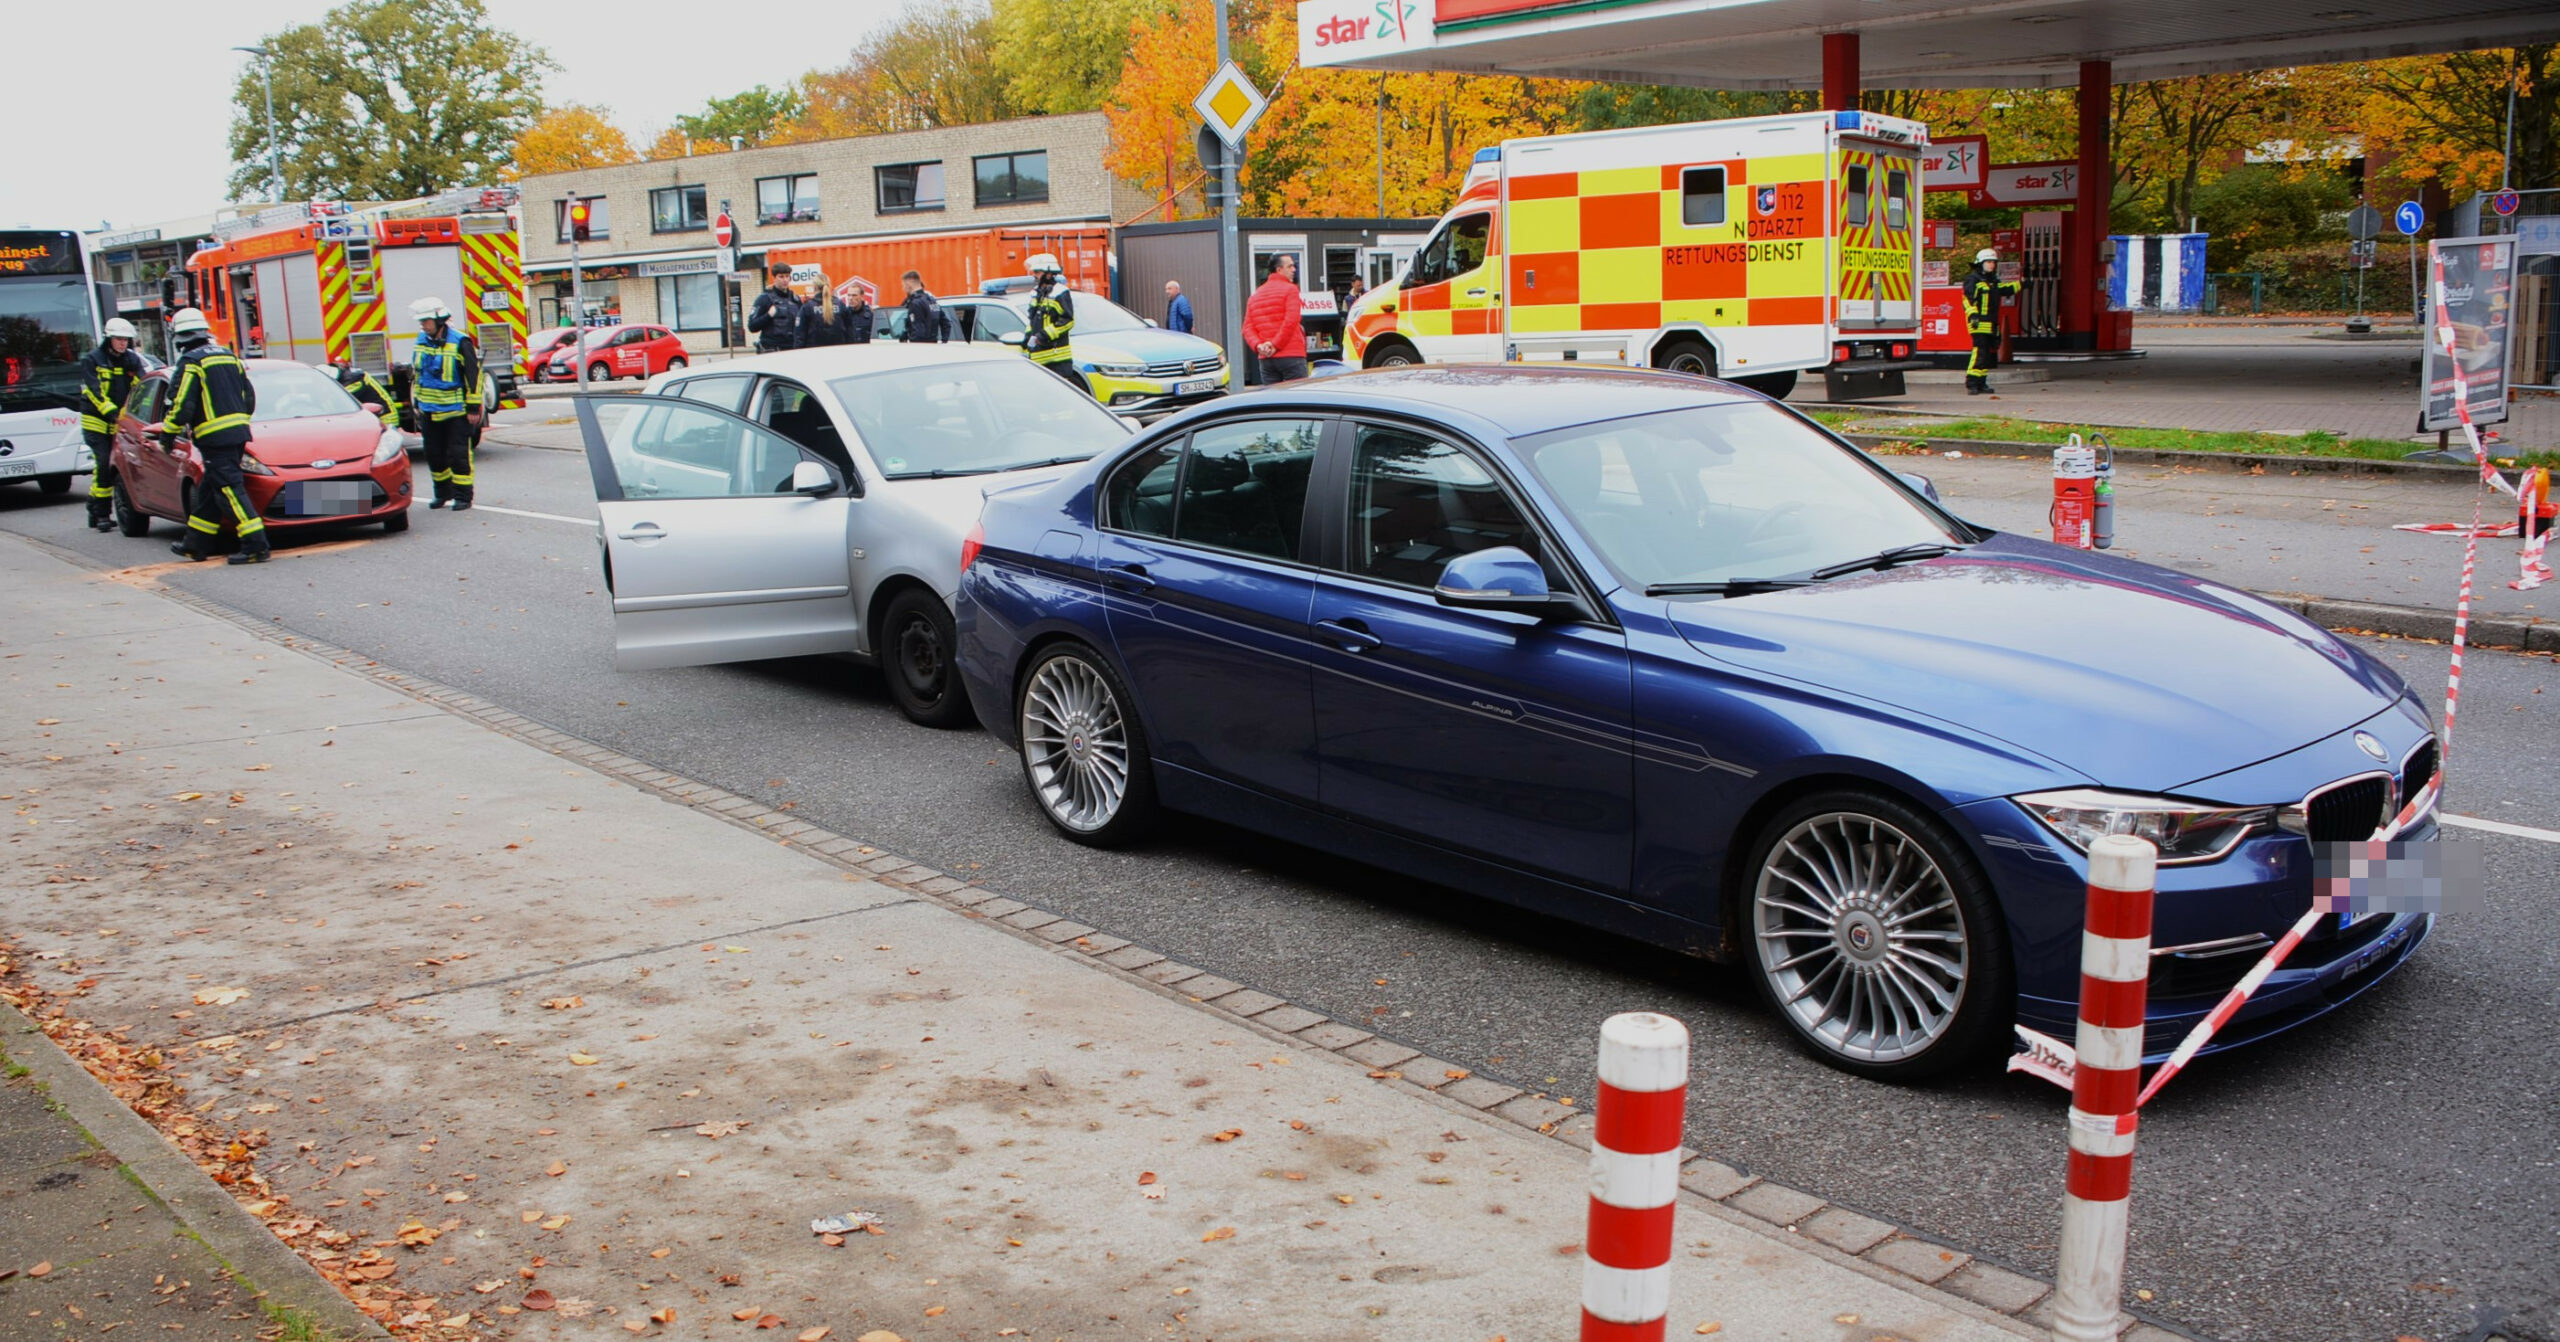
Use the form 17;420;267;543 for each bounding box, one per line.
406;297;483;510
1022;253;1080;393
77;318;148;531
1962;247;2022;395
333;358;399;429
161;308;269;565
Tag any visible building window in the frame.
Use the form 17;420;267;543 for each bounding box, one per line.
651;185;709;233
554;195;610;242
655;272;723;331
875;162;945;214
756;173;820;225
972;151;1049;207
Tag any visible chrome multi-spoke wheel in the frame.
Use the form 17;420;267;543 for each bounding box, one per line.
1018;646;1154;843
1751;800;1998;1076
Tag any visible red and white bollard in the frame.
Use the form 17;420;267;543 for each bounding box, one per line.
1582;1012;1689;1341
2052;834;2156;1342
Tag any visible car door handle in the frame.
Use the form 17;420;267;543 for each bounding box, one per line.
1315;618;1383;652
1466;288;1488;298
1100;563;1155;593
615;523;667;542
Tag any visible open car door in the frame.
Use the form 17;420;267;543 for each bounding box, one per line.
573;394;861;670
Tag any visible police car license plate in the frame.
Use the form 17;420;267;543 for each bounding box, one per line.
1175;378;1215;396
0;461;34;479
281;480;373;516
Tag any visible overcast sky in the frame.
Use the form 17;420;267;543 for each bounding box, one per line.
2;0;907;231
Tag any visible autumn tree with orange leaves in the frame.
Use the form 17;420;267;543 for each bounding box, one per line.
504;105;637;180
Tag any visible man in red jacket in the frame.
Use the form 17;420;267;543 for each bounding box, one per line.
1243;254;1309;384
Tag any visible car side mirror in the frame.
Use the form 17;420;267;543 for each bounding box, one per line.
790;460;840;497
1435;547;1570;616
998;331;1026;347
1893;470;1943;504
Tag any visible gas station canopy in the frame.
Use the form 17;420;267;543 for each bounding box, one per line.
1320;0;2560;90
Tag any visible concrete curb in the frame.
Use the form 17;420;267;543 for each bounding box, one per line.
1841;430;2500;481
0;1003;391;1342
2249;591;2560;654
104;557;2201;1342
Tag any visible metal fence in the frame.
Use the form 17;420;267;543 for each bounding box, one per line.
2201;272;2263;316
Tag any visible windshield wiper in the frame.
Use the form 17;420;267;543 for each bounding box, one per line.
1009;455;1094;470
1808;542;1963;582
904;467;1001;479
1645;578;1814;597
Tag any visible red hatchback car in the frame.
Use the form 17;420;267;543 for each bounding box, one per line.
109;358;413;540
544;324;688;383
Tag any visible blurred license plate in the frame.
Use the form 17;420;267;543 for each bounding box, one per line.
282;480;373;516
0;461;35;479
1175;378;1215;395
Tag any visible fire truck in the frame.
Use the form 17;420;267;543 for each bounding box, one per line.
185;187;527;409
1345;109;1929;400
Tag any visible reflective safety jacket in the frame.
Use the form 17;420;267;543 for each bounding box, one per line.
75;342;148;437
1962;267;2022;336
338;367;399;427
165;342;256;451
410;330;483;423
1025;286;1075;366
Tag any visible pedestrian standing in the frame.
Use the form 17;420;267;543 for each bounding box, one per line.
1023;254;1082;393
748;263;803;353
1163;280;1194;334
1962;247;2022;395
898;271;945;343
796;276;846;349
1243;254;1309;384
835;277;875;345
406;297;483;511
160;308;268;565
77;318;148;531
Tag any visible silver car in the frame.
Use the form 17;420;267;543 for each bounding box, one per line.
570;344;1131;726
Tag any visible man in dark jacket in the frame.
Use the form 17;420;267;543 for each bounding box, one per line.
161;308;268;565
78;318;148;530
748;264;803;352
897;271;944;343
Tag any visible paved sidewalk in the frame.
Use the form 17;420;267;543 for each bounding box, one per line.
1792;323;2560;448
0;535;2054;1340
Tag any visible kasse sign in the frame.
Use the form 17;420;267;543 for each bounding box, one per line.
1300;0;1434;66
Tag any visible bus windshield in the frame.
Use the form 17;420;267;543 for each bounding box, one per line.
0;276;94;416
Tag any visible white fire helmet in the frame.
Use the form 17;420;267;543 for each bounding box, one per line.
168;308;211;337
103;318;139;341
1975;248;2001;264
1026;253;1063;276
410;296;454;324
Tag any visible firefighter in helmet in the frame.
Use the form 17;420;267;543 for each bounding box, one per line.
1022;253;1081;393
333;358;399;429
77;318;148;531
1962;247;2022;395
161;307;269;565
407;296;483;510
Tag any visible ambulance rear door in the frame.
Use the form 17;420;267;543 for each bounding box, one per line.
1831;137;1922;332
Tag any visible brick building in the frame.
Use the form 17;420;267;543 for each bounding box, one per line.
516;112;1149;350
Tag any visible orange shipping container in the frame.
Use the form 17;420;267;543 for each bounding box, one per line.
771;225;1112;303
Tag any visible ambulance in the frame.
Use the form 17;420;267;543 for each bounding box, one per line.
1345;110;1928;399
185;187;527;409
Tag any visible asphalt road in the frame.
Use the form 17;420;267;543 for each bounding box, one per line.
5;419;2553;1342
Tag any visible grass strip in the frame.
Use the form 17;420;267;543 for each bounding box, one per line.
1804;410;2559;469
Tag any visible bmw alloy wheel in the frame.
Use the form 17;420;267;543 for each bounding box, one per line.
1021;653;1133;833
1753;810;1972;1067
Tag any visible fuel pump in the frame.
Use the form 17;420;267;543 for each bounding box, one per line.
2051;436;2097;550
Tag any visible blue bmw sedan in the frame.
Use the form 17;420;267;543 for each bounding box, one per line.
952;368;2436;1080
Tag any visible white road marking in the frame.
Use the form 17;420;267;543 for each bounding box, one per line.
2442;813;2560;844
469;504;598;527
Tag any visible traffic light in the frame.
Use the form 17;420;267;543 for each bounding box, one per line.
569;200;592;242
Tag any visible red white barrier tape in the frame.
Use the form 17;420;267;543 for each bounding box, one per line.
1582;1012;1688;1342
2051;835;2156;1342
2392;522;2519;538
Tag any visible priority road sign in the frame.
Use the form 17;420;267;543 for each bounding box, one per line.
2493;189;2521;217
2394;200;2425;236
713;212;735;248
1193;60;1268;148
2346;204;2382;241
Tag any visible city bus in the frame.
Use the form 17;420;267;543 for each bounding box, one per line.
0;229;105;494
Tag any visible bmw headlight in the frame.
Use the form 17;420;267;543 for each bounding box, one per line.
374;428;406;465
2014;789;2274;865
1091;362;1146;376
239;454;275;476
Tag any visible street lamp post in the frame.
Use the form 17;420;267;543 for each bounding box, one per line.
233;46;285;203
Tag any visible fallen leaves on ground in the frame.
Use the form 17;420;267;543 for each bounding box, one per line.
25;1262;52;1278
545;1161;568;1177
522;1290;558;1312
694;1121;748;1138
650;1309;677;1324
1201;1226;1235;1242
797;1329;830;1342
1210;1128;1243;1142
757;1313;787;1329
734;1307;762;1321
568;1051;600;1066
1695;1324;1723;1335
191;986;249;1006
541;996;584;1010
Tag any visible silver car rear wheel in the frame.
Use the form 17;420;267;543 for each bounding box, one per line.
1018;645;1155;845
1753;808;1977;1071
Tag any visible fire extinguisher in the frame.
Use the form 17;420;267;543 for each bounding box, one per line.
2090;432;2116;549
2051;437;2098;550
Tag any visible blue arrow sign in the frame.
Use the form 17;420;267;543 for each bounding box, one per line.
2394;201;2425;236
